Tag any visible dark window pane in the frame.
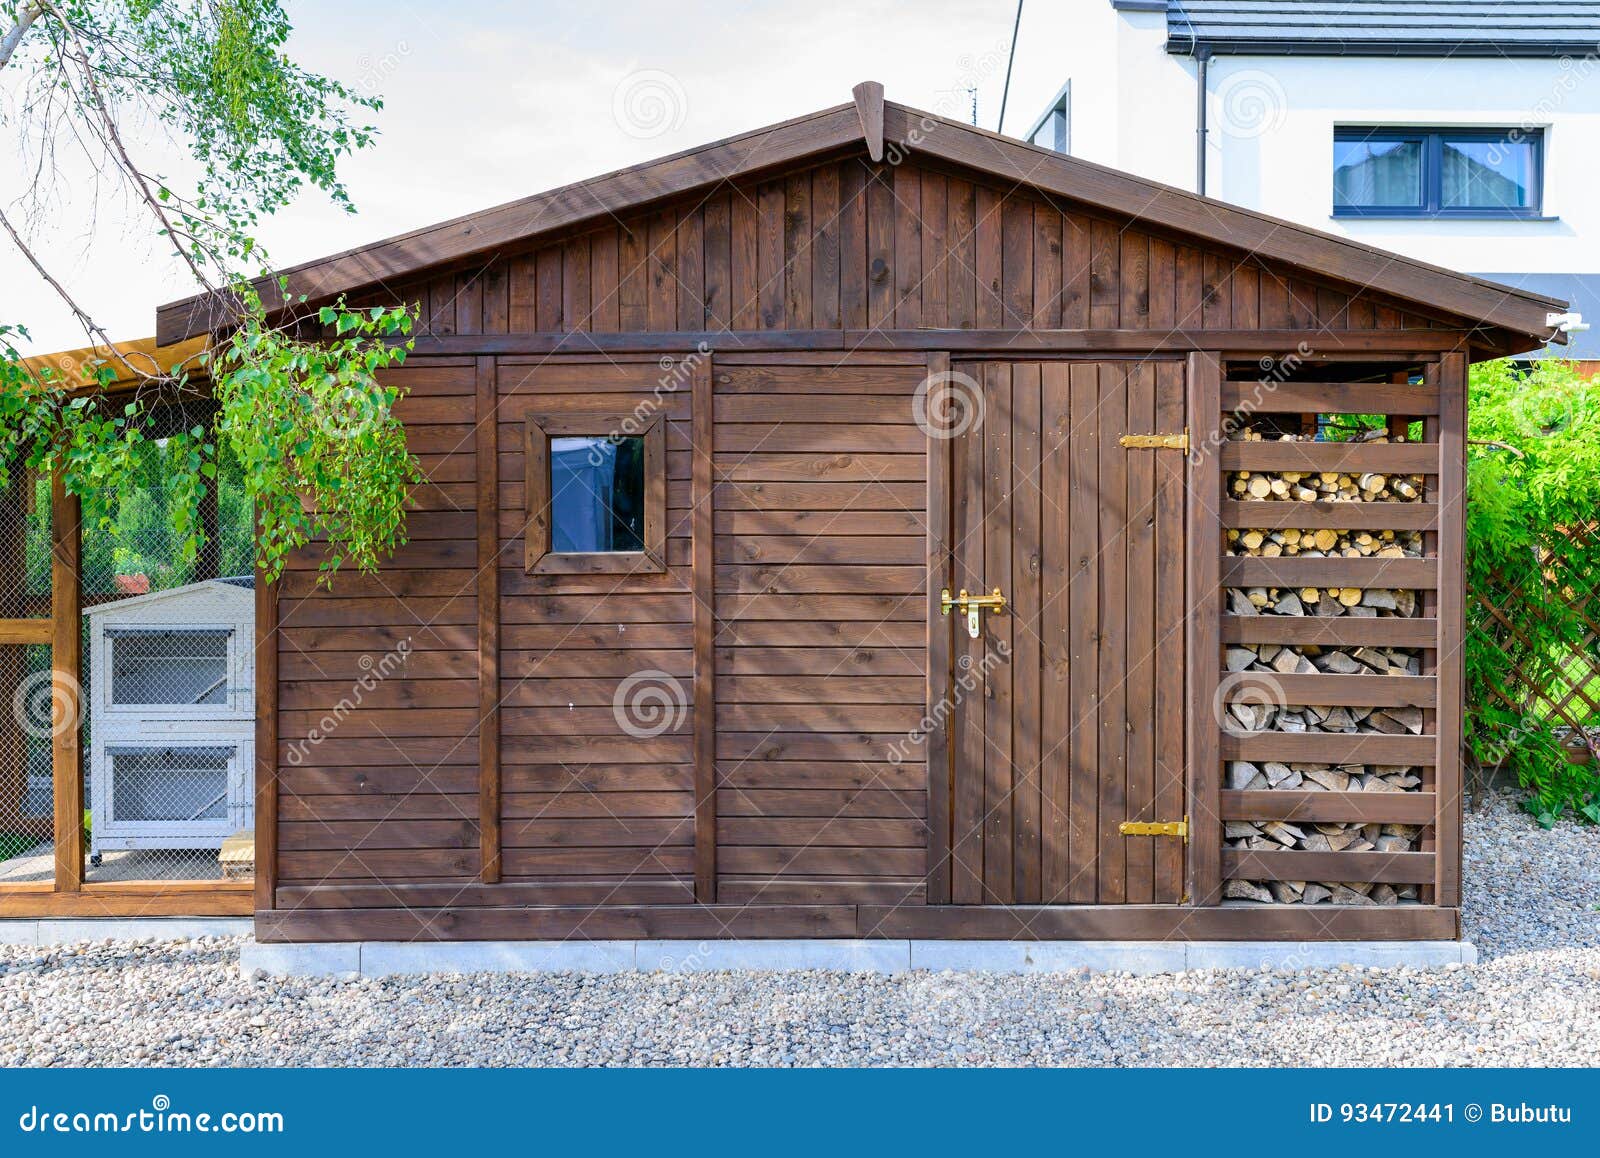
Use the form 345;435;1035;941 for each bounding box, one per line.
550;435;645;553
1334;137;1422;208
1442;136;1535;209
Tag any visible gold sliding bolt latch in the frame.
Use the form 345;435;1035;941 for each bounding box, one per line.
940;587;1007;639
1119;429;1189;452
1119;817;1189;842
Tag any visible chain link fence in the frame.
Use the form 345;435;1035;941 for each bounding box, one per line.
0;463;54;883
0;400;257;889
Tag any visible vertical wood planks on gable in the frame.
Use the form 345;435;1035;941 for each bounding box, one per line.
535;245;563;332
974;187;1003;328
589;229;620;333
676;207;705;332
838;161;869;330
784;172;813;330
1089;219;1120;329
757;181;786;329
919;170;948;329
563;237;592;333
647;210;678;332
619;223;649;331
1119;228;1148;329
703;193;732;331
811;165;842;330
1001;197;1033;330
947;177;977;329
731;188;760;330
893;164;922;329
1032;202;1063;330
866;163;896;328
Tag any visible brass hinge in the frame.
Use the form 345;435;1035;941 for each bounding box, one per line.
1119;429;1189;452
1119;816;1189;842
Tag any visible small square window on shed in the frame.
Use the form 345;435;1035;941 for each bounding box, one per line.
525;412;666;574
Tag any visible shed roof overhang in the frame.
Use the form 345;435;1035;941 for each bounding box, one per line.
154;83;1566;355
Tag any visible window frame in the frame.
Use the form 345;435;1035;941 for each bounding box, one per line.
1332;126;1544;219
1026;81;1070;154
524;412;666;575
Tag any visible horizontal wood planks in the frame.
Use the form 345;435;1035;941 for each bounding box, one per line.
712;359;930;906
492;358;699;895
276;358;480;888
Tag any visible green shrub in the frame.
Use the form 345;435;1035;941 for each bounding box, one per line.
1466;358;1600;825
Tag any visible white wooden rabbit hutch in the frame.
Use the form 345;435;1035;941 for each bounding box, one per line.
83;576;255;867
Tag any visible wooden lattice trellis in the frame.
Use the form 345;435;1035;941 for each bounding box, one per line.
1471;521;1600;768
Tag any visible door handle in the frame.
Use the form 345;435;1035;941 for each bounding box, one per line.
940;587;1006;638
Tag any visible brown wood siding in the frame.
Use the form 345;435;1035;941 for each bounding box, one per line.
275;357;481;887
712;354;930;907
492;357;698;897
368;157;1448;341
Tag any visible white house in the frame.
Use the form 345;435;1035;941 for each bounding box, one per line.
1004;0;1600;358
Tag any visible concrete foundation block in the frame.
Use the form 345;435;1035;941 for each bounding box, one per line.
35;918;252;945
359;940;637;976
1184;940;1476;971
239;940;361;977
0;920;40;946
636;939;911;972
911;939;1190;975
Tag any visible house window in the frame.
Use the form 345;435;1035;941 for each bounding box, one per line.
525;413;665;574
1333;127;1543;217
1028;83;1070;154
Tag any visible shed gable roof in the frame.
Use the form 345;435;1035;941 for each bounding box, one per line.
155;83;1564;349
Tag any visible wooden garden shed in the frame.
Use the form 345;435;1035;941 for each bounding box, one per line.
151;84;1563;943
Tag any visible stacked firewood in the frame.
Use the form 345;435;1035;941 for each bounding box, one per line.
1226;760;1422;793
1224;879;1420;905
1227;585;1419;618
1226;526;1423;558
1225;819;1421;905
1226;819;1421;854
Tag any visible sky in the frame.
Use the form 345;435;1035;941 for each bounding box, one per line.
0;0;1022;355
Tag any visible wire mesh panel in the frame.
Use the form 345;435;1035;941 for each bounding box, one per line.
78;401;256;885
0;463;54;887
0;644;55;885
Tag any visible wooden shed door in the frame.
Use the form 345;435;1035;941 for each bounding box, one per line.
939;360;1187;905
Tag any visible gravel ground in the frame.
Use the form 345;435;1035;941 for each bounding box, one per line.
2;789;1597;1067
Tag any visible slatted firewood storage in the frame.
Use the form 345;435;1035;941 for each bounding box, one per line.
141;83;1564;941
